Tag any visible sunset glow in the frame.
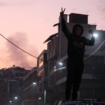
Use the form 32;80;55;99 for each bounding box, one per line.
0;0;105;69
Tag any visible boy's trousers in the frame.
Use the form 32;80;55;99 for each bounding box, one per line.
65;57;84;100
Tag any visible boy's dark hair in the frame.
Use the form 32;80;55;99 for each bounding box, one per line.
72;24;83;36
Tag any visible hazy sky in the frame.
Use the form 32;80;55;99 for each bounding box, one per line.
0;0;105;69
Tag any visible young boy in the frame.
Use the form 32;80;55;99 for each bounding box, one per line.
60;8;95;100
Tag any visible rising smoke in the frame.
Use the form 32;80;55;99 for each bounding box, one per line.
6;32;38;69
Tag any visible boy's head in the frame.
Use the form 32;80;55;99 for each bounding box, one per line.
72;24;83;36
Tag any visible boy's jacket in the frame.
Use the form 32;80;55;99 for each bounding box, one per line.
61;18;95;59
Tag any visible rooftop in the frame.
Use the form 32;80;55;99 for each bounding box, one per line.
44;33;58;43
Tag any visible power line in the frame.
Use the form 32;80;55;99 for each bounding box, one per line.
0;34;57;63
83;40;105;60
0;34;42;60
0;12;44;61
0;34;52;62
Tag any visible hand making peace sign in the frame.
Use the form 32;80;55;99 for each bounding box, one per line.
60;8;66;18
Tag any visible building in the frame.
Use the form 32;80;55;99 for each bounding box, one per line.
0;66;30;105
9;80;19;105
37;50;50;105
22;67;39;105
44;13;105;104
6;66;30;105
22;50;51;105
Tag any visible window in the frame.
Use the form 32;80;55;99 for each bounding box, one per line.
37;69;44;76
39;55;44;68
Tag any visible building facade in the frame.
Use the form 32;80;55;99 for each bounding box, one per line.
22;67;39;105
44;13;105;104
37;50;51;105
0;66;29;105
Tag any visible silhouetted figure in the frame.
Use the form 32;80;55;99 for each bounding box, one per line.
60;8;95;100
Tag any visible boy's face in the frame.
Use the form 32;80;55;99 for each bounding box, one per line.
74;27;81;36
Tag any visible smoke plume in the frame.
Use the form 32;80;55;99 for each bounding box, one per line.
6;32;38;69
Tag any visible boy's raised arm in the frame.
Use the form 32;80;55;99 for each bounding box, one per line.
84;30;95;46
84;35;95;46
60;8;71;38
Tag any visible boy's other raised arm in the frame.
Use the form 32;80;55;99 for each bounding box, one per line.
60;8;71;38
84;35;95;46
